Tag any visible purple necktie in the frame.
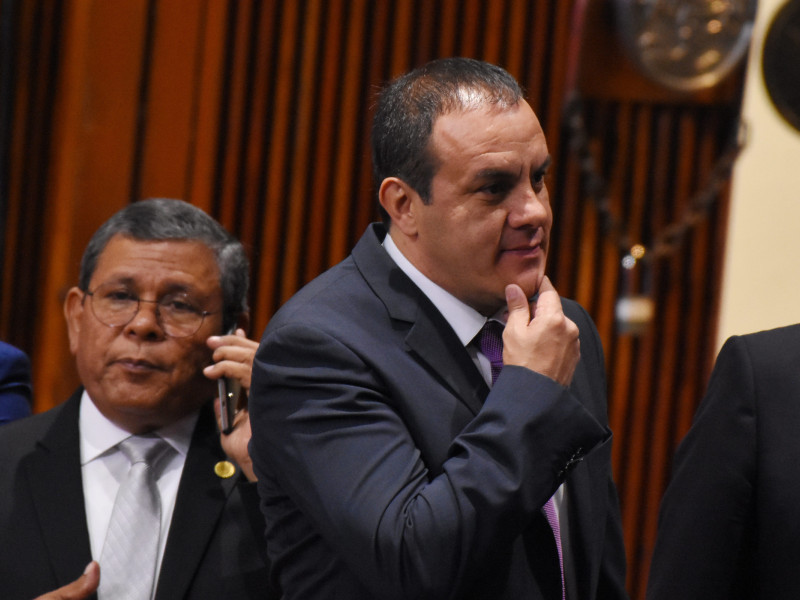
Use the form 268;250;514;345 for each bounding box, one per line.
478;320;566;600
478;320;505;383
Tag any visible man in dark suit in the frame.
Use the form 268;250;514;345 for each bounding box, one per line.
0;340;33;424
648;324;800;599
249;57;628;599
0;199;276;599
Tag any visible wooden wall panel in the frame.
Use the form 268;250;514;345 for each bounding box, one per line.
1;0;67;346
187;0;229;213
136;0;205;200
0;1;746;598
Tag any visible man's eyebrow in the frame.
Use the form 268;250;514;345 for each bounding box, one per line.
95;277;200;297
473;168;517;180
160;282;201;296
537;155;553;172
473;155;553;180
92;276;136;288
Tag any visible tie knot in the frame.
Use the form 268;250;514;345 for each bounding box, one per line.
479;320;504;383
118;435;169;466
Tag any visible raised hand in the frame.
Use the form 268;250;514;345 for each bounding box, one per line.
502;276;580;387
205;329;259;481
204;328;259;392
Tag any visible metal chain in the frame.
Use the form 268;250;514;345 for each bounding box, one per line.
563;94;748;270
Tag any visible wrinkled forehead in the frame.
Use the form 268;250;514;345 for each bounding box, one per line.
91;236;222;294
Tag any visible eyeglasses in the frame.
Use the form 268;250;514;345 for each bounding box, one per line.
83;282;219;338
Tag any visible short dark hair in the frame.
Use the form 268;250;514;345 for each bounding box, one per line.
371;57;524;222
79;198;249;333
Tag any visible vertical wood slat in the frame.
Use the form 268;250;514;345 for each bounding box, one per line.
136;0;203;201
387;0;414;76
524;1;550;119
635;109;687;590
504;1;529;78
1;2;746;598
411;0;438;63
214;0;254;230
330;0;374;268
458;0;483;58
18;0;92;410
234;0;279;261
350;0;387;243
1;0;40;333
436;0;460;57
254;0;301;317
186;0;229;214
279;0;324;301
301;0;343;283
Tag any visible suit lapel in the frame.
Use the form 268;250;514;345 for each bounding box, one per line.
353;223;488;414
24;392;94;586
155;403;238;600
404;303;488;414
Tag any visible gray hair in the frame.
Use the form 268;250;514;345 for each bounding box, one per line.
79;198;249;332
371;57;524;222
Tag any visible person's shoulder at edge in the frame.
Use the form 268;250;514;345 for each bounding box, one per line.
0;341;33;424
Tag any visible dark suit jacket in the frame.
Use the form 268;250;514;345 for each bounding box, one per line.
0;341;32;424
648;324;800;599
249;224;628;599
0;390;277;600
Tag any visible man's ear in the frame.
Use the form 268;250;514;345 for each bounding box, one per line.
378;177;420;238
63;287;85;356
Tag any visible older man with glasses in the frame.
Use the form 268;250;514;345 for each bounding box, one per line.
0;199;277;600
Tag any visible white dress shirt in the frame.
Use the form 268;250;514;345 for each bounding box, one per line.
79;391;197;587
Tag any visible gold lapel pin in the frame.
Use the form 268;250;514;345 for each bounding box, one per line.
214;460;236;479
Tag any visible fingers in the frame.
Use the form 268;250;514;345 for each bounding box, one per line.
217;408;257;482
207;328;252;348
204;329;258;390
501;277;580;387
504;284;531;323
213;396;223;428
214;391;250;434
504;283;531;345
206;329;259;358
530;276;562;317
34;561;100;600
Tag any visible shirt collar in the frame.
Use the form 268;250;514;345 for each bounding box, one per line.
79;390;198;466
383;232;488;346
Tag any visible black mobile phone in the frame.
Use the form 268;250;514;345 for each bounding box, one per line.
217;328;242;434
218;377;241;434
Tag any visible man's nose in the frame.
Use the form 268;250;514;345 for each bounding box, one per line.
507;185;549;228
124;299;166;339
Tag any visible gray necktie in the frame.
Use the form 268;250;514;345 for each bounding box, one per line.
98;435;170;600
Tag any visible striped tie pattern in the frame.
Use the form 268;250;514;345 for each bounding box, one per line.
98;435;170;600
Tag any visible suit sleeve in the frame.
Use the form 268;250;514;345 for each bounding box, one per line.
249;321;609;600
647;335;757;600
